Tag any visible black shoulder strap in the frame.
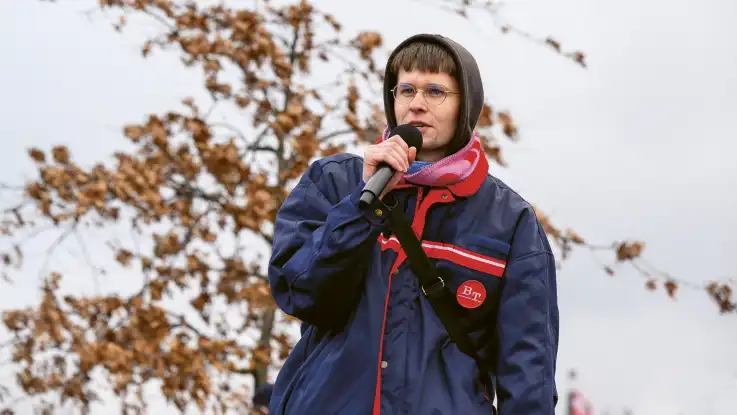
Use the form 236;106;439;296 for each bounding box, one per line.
387;206;494;394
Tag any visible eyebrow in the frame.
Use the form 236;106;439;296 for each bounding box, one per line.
398;82;449;89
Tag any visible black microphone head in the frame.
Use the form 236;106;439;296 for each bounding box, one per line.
390;124;423;153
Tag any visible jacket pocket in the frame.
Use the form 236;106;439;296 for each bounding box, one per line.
428;235;510;330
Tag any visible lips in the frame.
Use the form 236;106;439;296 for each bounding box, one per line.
408;121;430;129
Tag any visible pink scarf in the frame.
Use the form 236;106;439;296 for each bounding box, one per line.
379;127;483;187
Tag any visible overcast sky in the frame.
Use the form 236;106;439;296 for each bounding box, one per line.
2;0;737;414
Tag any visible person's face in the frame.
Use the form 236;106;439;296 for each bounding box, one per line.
393;69;461;162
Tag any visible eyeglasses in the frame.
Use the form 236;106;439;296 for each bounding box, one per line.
390;83;459;106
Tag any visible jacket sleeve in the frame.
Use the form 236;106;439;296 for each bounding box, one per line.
495;209;559;415
268;160;393;330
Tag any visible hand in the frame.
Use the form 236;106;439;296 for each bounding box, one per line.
362;135;418;199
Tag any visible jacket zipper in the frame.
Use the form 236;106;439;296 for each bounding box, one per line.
373;187;426;414
414;187;424;233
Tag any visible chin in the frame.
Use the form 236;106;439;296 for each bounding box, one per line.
421;136;442;149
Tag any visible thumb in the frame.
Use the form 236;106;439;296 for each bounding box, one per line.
409;147;417;163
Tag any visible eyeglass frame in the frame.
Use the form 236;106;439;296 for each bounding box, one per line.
390;83;460;106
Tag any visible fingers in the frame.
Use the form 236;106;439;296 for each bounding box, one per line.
363;135;416;184
364;146;403;171
384;146;409;172
386;135;410;153
365;140;412;169
384;137;412;169
388;135;419;166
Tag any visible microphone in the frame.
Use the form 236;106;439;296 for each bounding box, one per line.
359;124;423;208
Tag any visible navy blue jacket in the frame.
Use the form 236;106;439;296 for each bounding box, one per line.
268;148;559;414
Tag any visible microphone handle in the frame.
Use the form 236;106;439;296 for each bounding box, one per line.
359;165;395;208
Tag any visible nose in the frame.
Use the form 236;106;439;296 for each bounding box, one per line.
408;92;427;112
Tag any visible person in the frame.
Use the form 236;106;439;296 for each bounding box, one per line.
267;33;559;415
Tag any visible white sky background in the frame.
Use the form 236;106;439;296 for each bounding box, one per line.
2;0;737;414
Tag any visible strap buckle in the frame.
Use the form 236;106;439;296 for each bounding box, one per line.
421;277;445;297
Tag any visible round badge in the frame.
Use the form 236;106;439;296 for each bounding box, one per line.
456;280;487;309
